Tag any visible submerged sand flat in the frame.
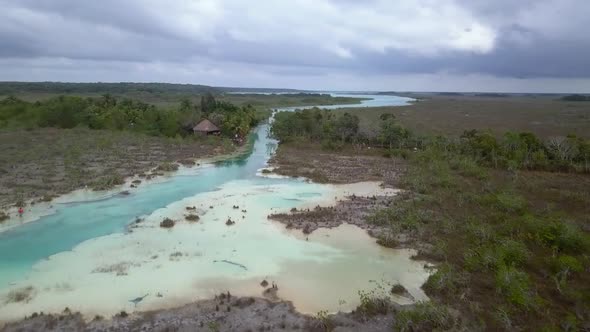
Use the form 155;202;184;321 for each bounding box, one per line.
0;180;430;322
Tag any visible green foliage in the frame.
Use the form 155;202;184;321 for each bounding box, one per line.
495;265;536;308
448;157;489;180
538;221;589;254
271;108;590;172
355;290;389;318
480;192;528;214
375;234;398;248
379;114;410;149
367;198;435;232
423;263;467;296
335;112;360;142
314;310;335;331
394;302;456;332
464;240;530;271
200;92;217;114
90;173;125;191
0;94;264;140
460;130;590;172
550;255;584;274
155;162;179;172
388;148;410;159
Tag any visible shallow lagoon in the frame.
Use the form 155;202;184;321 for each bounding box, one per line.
0;94;427;321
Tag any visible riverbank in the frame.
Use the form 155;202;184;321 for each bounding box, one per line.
267;139;590;330
267;143;425;247
0;294;411;332
0;128;258;231
0;180;432;332
268;142;406;186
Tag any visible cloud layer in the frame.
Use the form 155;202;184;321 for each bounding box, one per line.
1;0;589;91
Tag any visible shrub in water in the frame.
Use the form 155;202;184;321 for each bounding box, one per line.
160;218;175;228
185;214;200;222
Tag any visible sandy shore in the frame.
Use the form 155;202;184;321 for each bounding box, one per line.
0;180;430;327
0;137;256;234
0;126;259;217
0;163;212;234
0;139;433;331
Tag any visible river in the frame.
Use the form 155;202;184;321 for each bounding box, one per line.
0;93;429;321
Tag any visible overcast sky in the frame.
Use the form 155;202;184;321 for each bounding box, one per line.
1;0;589;92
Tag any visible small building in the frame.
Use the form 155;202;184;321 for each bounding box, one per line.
193;119;221;136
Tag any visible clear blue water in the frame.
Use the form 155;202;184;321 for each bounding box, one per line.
0;94;411;288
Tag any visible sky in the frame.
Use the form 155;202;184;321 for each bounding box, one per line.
1;0;589;92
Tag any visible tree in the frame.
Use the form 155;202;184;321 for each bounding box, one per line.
180;98;193;113
200;93;216;114
379;116;409;149
334;112;359;143
546;136;578;163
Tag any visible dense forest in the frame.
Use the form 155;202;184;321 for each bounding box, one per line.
0;93;268;139
271;107;590;173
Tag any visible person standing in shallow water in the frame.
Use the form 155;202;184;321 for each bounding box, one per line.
18;207;24;217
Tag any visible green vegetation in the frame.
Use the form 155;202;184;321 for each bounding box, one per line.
0;93;266;139
355;290;390;318
0;127;233;207
220;93;365;108
389;142;589;329
271;107;590;330
394;302;457;332
90;173;125;191
337;95;590;139
271;107;590;173
0;82;364;110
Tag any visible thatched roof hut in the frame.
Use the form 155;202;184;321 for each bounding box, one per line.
193;119;220;135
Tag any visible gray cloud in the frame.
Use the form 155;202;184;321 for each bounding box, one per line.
0;0;588;91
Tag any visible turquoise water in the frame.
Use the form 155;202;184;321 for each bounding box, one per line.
0;94;412;288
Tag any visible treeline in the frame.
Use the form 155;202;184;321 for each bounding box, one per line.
271;107;590;173
561;94;590;102
0;93;267;138
0;82;217;95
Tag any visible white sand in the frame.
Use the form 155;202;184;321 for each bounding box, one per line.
0;163;215;234
0;180;430;322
